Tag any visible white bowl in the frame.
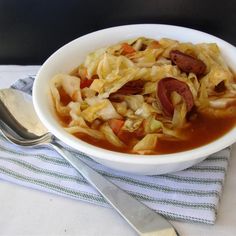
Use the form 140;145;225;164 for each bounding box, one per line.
33;24;236;175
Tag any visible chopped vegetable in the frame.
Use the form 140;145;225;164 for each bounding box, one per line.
123;118;143;132
108;119;124;135
82;97;121;122
80;79;94;89
65;126;104;140
144;116;162;133
80;74;99;89
133;134;158;152
124;95;144;111
121;43;136;55
100;123;124;147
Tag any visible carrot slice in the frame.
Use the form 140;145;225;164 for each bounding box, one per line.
121;43;136;55
80;79;94;89
108;119;125;135
80;75;99;89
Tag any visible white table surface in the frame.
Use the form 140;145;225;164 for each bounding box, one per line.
0;65;235;236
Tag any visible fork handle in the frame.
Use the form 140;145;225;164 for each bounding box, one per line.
49;143;177;236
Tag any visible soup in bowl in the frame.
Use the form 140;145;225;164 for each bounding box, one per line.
33;24;236;175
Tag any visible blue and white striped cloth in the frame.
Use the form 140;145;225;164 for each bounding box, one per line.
0;75;231;224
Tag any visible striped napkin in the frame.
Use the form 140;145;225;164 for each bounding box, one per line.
0;75;231;225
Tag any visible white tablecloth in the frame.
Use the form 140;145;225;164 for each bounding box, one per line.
0;65;235;236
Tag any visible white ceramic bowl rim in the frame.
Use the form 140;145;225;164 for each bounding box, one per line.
33;24;236;166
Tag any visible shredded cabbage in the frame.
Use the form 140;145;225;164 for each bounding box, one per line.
65;126;104;140
135;103;157;118
124;95;144;111
123;118;143;132
81;98;121;122
100;123;124;147
144;116;162;133
133;134;158;153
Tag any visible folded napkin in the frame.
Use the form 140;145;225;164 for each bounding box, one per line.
0;74;231;224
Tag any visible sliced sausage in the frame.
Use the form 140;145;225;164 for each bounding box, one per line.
170;50;206;77
215;81;226;93
157;77;194;117
109;80;145;102
112;79;145;95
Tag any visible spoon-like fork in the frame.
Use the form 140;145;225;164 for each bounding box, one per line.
0;88;178;236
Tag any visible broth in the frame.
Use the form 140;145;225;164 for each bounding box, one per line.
76;113;236;154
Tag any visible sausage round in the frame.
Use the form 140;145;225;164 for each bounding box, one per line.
170;50;206;77
157;77;194;117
